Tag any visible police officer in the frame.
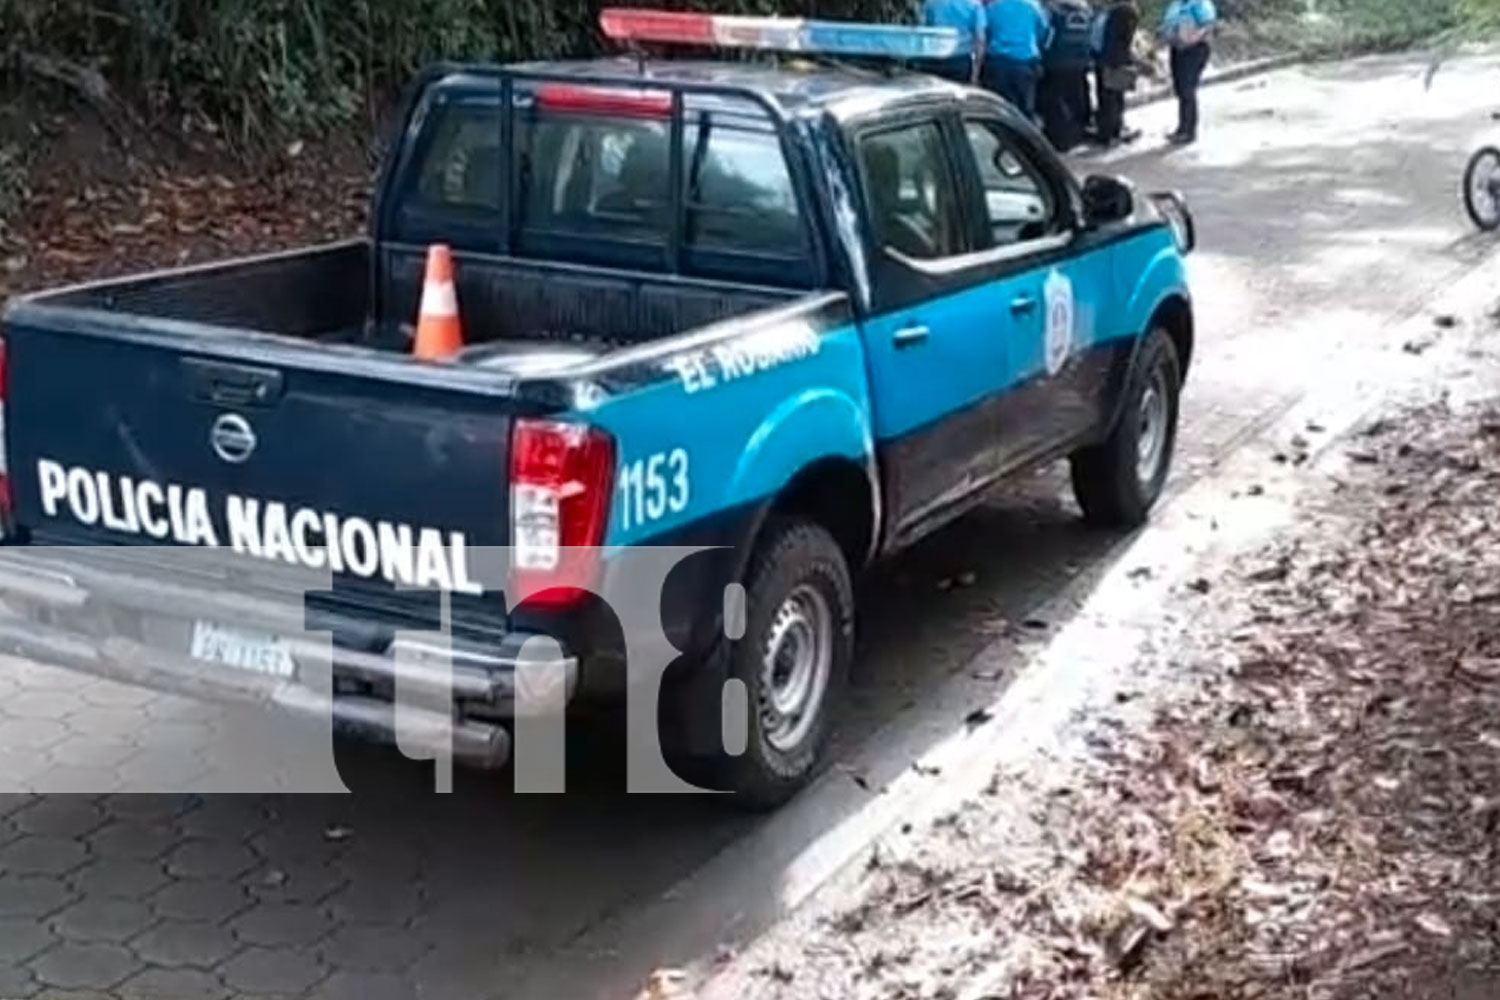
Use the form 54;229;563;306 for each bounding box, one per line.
1159;0;1217;144
1092;0;1141;145
922;0;987;83
1039;0;1095;151
983;0;1050;121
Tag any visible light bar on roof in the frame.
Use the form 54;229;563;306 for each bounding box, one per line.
599;7;963;60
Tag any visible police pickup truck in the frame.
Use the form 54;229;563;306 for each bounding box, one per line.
0;10;1195;806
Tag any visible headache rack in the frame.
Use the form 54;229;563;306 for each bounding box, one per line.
372;7;965;276
373;62;820;281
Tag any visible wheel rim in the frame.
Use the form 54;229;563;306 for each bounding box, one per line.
1137;366;1170;487
1470;151;1500;226
760;584;833;754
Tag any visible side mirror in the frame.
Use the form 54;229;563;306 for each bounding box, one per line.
1081;174;1135;227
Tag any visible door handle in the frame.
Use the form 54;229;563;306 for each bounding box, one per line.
184;358;285;408
892;324;930;349
1010;295;1038;315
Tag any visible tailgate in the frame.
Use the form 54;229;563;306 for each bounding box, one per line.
5;323;519;597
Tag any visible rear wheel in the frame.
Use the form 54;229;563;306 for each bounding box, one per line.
692;518;853;810
1465;146;1500;231
1070;327;1182;528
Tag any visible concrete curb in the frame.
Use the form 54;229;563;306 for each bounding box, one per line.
1126;51;1303;108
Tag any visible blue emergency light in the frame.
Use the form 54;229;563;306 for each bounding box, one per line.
599;7;963;61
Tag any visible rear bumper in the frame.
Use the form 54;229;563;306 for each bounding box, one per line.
0;551;580;770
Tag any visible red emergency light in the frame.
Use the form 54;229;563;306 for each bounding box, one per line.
599;8;717;46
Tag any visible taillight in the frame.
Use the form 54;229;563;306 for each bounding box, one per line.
0;336;12;536
510;419;615;609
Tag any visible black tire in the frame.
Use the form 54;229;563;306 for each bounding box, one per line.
1464;146;1500;231
691;518;854;810
1070;327;1182;528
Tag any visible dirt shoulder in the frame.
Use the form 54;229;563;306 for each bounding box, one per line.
0;114;370;303
1003;398;1500;1000
677;323;1500;999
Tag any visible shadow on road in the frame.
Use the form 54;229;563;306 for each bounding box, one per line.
233;474;1132;988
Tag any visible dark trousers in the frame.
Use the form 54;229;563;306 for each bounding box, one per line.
1094;69;1126;142
1064;69;1093;131
1040;65;1091;150
983;57;1041;121
924;55;975;84
1170;42;1211;138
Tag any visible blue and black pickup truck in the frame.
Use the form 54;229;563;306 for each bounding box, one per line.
0;10;1195;805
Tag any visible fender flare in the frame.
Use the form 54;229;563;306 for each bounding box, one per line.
724;387;877;585
1102;289;1193;439
673;390;875;707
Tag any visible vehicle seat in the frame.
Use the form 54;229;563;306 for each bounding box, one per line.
866;144;937;259
597;140;665;220
462;145;502;208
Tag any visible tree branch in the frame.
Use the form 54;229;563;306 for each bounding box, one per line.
11;51;141;146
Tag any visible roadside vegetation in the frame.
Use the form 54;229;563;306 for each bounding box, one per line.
0;0;1494;275
0;0;1488;156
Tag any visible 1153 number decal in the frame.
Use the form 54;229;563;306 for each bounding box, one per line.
618;449;690;531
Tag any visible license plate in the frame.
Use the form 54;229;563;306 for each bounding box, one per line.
189;621;296;680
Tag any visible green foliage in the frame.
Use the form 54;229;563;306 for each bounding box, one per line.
1455;0;1500;32
1315;0;1460;49
0;0;911;152
1;0;1475;154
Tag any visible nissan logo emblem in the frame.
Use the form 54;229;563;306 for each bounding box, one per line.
210;413;257;464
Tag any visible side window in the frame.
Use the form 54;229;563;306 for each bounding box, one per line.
857;122;966;261
684;125;802;258
962;120;1057;247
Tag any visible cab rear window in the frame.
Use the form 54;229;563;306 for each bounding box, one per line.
395;92;814;287
518;115;669;246
414;106;503;210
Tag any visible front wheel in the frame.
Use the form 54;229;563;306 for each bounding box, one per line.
1070;327;1182;528
1464;146;1500;230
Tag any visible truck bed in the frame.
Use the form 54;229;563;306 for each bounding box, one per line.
0;235;825;610
17;239;798;372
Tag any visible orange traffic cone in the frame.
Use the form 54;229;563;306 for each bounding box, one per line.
413;244;464;360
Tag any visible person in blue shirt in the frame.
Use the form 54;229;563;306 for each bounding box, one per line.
983;0;1051;121
1159;0;1217;144
922;0;987;83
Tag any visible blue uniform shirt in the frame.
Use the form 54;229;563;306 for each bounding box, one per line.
1160;0;1217;42
986;0;1051;61
923;0;987;52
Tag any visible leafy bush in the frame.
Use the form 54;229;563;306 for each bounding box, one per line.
2;0;1477;154
1317;0;1460;49
1455;0;1500;31
0;0;909;152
